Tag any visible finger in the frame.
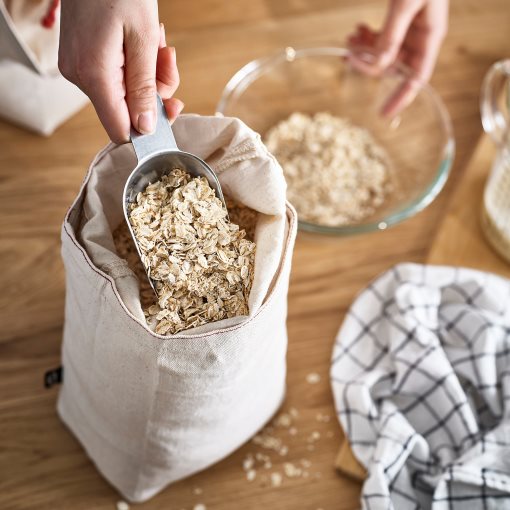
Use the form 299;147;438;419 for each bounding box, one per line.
86;74;131;143
348;42;406;80
381;77;421;117
77;51;131;143
382;0;448;116
358;23;374;39
163;97;184;124
406;0;448;83
381;38;439;117
348;52;383;77
347;26;381;74
376;0;423;68
124;27;159;135
156;46;179;99
405;31;442;84
347;24;377;48
358;26;378;46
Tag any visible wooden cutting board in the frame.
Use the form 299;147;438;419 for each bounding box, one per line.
335;133;510;480
427;134;510;274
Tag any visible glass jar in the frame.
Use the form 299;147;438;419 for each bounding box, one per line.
481;59;510;262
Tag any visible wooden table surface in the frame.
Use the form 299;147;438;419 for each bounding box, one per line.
2;1;510;509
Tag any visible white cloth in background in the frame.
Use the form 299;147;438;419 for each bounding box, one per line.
0;1;88;134
331;263;510;510
4;0;60;73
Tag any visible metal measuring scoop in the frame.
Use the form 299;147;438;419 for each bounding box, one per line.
123;95;227;295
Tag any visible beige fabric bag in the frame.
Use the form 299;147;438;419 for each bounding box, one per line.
58;114;298;503
0;1;88;135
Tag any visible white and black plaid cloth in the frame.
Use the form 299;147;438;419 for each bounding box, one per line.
331;263;510;510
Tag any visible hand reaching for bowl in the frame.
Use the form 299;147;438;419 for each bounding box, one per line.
348;0;449;117
58;0;183;143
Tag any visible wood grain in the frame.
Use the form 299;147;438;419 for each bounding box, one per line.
427;134;510;276
1;1;510;509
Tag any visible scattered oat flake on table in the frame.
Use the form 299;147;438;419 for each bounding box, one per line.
243;454;255;471
316;413;331;422
283;462;303;478
271;472;283;487
308;431;321;443
274;412;293;428
264;112;393;227
246;468;257;482
306;372;321;384
193;504;207;510
116;502;129;510
193;487;203;495
125;168;256;335
252;432;285;453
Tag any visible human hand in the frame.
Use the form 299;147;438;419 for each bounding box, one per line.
58;0;183;143
348;0;448;117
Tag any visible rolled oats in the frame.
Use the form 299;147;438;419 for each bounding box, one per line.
316;413;331;423
283;462;302;478
243;455;255;471
264;112;393;226
270;472;283;487
115;168;257;335
306;372;321;384
308;431;321;443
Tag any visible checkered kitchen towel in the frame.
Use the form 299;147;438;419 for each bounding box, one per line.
331;263;510;510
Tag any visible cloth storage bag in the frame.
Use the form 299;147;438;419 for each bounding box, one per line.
57;114;298;503
0;1;88;135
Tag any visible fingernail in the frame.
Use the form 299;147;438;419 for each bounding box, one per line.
138;111;154;134
160;23;167;46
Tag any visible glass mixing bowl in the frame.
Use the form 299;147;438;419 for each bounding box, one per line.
216;47;455;235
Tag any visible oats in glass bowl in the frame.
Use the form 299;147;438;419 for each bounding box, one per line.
265;112;393;227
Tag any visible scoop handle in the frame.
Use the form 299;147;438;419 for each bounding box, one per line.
130;95;179;163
